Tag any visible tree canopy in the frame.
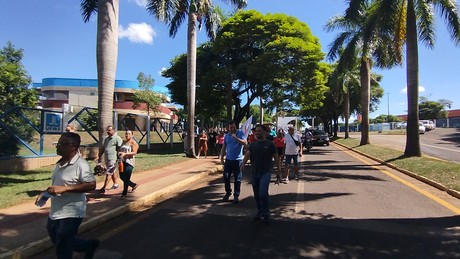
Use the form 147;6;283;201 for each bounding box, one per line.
132;72;168;114
213;10;329;124
0;42;38;157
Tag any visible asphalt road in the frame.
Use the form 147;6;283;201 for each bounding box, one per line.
347;128;460;163
34;144;460;258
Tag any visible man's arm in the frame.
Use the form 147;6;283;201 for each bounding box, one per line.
298;134;303;157
47;182;96;195
240;149;251;172
220;141;227;163
233;132;248;146
273;151;281;184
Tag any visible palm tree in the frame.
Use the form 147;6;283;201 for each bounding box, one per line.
366;0;460;156
329;64;361;139
81;0;119;143
325;1;395;146
146;0;246;158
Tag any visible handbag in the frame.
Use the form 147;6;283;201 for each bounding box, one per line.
289;133;300;146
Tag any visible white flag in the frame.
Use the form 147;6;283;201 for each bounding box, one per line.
240;115;253;140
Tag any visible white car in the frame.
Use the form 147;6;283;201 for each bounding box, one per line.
428;120;435;130
419;122;426;134
420;120;431;131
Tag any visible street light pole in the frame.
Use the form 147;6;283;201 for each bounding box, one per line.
387;92;390;122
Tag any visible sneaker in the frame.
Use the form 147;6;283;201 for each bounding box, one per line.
281;178;289;184
233;196;239;204
294;174;299;180
99;188;106;194
223;193;231;201
132;184;138;192
254;212;263;221
110;184;119;190
84;239;100;259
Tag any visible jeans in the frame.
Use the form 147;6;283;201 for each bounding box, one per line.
223;160;243;196
120;163;136;195
251;172;271;218
47;217;92;259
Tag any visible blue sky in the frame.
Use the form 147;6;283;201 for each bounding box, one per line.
1;0;459;118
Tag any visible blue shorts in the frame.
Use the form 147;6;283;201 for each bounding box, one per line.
285;155;298;166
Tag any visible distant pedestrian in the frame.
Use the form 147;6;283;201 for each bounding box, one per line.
241;124;281;225
65;124;77;132
220;121;247;203
118;130;139;199
197;130;208;159
273;130;285;164
216;131;225;159
45;132;100;259
282;126;302;182
208;127;218;156
97;125;123;193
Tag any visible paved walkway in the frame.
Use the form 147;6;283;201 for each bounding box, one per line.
0;157;223;259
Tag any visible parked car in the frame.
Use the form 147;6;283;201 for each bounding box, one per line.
420;120;432;131
311;130;330;146
428;120;435;130
419;122;426;134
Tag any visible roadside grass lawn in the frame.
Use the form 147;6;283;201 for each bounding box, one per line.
335;138;460;192
0;144;188;209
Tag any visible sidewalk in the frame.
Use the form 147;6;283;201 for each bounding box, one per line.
0;157;223;259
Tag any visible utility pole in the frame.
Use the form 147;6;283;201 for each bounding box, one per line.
387;92;390;122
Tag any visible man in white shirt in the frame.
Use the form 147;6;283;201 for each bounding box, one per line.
282;127;302;182
46;132;99;259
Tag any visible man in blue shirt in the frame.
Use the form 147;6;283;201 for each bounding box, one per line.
220;121;247;204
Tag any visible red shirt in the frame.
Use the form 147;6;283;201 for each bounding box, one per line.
273;136;285;148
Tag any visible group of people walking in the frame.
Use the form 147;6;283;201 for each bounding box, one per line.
42;121;304;258
219;121;304;225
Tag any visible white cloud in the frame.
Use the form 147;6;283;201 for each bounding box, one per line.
119;23;155;44
159;67;167;75
400;85;426;93
129;0;148;7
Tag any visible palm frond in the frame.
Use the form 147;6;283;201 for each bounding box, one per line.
80;0;98;23
221;0;247;10
169;10;187;38
416;0;435;47
146;0;180;23
203;8;223;40
435;0;460;46
327;32;353;61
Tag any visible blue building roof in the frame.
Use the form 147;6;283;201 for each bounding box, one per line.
35;78;140;89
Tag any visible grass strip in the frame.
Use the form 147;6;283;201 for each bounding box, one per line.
335;138;460;192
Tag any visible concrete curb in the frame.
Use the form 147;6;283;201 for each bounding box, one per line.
0;165;223;259
332;141;460;200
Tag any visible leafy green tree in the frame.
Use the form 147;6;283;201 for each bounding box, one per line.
132;72;168;115
367;0;460;157
147;0;247;158
213;10;328;124
0;42;38;156
419;100;444;120
162;43;227;126
81;0;119;142
372;114;401;123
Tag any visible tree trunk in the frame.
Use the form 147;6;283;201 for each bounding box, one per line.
344;87;350;139
226;80;232;122
404;0;421;157
186;12;197;158
359;58;371;145
97;0;119;142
